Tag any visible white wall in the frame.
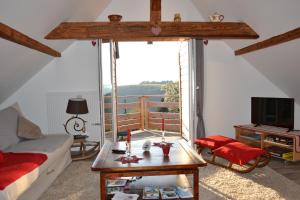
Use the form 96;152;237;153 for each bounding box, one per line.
203;41;300;137
1;0;300;138
0;41;99;134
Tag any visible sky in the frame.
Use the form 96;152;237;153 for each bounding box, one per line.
102;41;185;86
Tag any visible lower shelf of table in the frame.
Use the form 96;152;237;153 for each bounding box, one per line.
106;175;194;200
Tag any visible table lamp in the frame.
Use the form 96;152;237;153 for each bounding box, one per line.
64;97;89;139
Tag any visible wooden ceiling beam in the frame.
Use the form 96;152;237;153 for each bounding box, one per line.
45;22;259;40
150;0;161;23
0;22;61;57
235;27;300;56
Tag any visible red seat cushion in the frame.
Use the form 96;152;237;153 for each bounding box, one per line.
0;152;3;162
0;152;47;190
195;135;236;150
213;142;267;165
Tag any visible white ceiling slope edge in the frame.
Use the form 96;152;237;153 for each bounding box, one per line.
1;0;300;105
0;0;111;103
192;0;300;104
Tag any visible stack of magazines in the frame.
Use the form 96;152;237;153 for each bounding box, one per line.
112;192;139;200
143;186;193;199
143;186;160;199
106;179;128;194
160;187;179;199
175;187;194;199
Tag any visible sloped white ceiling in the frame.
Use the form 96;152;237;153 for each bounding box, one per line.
0;0;111;103
2;0;300;105
192;0;300;103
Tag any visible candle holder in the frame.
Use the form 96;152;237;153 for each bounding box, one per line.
162;131;165;143
125;128;132;161
161;118;165;143
161;143;171;156
126;141;131;158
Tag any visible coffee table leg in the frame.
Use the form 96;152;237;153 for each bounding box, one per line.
100;173;106;200
193;169;199;200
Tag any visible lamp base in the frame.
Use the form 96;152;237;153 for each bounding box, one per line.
64;115;87;136
74;135;88;140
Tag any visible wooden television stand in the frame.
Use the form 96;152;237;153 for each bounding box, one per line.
234;124;300;162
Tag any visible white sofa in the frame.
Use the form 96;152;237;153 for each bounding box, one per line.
0;107;73;200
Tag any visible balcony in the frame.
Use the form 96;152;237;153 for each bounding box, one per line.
104;95;181;140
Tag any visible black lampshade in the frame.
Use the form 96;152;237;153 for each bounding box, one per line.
66;98;89;115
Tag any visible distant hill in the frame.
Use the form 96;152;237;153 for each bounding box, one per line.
104;81;173;97
104;82;167;106
104;81;177;113
139;80;173;85
117;84;164;96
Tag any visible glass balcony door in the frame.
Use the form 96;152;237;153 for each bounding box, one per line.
99;40;118;144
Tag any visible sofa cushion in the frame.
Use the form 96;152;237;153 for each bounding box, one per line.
5;134;73;175
0;152;47;190
17;116;43;140
195;135;236;150
1;134;72;200
0;107;20;150
6;134;73;154
11;103;24;117
0;152;3;162
213;142;267;165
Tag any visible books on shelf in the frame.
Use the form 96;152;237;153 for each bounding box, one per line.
143;186;160;199
160;187;179;199
106;179;128;195
265;146;293;159
106;179;194;199
265;135;293;145
107;179;128;187
282;152;293;160
107;187;124;195
142;186;193;199
112;192;139;200
175;187;193;198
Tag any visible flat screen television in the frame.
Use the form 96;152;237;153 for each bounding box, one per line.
251;97;294;130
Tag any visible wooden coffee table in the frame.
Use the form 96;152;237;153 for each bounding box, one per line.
91;139;207;199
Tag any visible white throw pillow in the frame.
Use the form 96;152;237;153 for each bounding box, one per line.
11;102;25;117
0;107;20;150
17;116;44;140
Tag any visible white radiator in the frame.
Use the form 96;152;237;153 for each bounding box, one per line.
46;91;101;141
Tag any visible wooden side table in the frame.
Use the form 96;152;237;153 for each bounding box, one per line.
71;137;100;161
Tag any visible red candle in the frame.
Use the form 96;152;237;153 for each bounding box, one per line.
127;128;131;143
162;118;165;131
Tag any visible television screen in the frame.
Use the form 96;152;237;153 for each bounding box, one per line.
251;97;294;129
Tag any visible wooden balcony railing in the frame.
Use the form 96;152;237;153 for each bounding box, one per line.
104;95;181;134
